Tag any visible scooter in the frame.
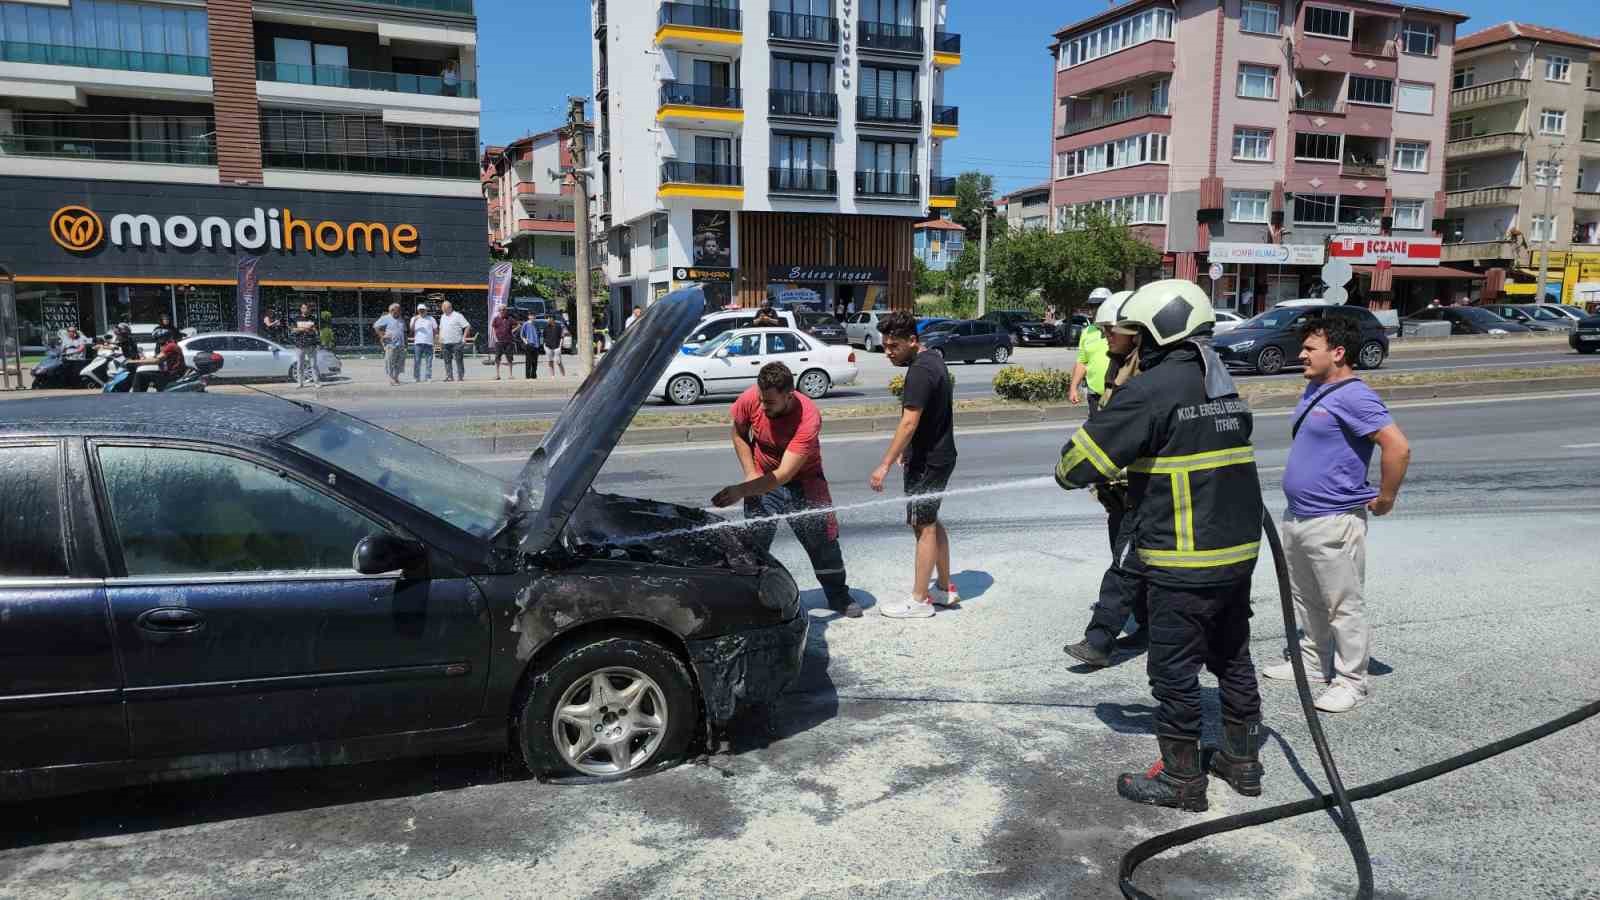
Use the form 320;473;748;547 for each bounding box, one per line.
29;346;90;389
161;351;223;393
80;343;128;390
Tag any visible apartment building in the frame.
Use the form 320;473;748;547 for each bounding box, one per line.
998;181;1050;231
0;0;483;350
1441;23;1600;303
912;214;962;269
1051;0;1471;314
590;0;962;318
482;125;592;272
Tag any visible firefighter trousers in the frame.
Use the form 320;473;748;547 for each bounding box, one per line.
1146;579;1261;741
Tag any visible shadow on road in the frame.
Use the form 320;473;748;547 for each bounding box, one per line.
949;570;996;603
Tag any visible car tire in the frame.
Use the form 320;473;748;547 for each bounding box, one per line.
1577;344;1598;355
665;374;703;405
992;344;1012;364
797;369;830;399
517;636;697;779
1255;346;1286;375
287;363;299;382
1357;341;1386;370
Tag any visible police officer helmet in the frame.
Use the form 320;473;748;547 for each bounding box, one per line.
1116;279;1216;346
1088;287;1114;304
1093;290;1134;326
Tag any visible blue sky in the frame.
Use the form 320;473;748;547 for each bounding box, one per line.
476;1;1587;194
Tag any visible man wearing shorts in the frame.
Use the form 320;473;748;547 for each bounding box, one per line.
871;311;958;619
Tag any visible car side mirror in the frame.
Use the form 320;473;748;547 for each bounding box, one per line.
354;533;427;575
714;348;730;358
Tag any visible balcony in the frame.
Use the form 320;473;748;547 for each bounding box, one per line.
929;174;957;208
1450;78;1529;113
1440;240;1522;264
659;81;744;125
1575;192;1600;211
262;150;477;179
660;160;744;199
1445;132;1525;160
0;127;216;167
514;218;576;236
657;2;743;46
1293;96;1343;114
595;0;607;37
255;61;476;99
1341;160;1387;180
768;89;838;120
361;0;472;11
857;96;921;125
856;170;920;199
1059;99;1169;137
1446;185;1522;209
932;104;959;138
858;21;923;54
934;30;962;66
769;11;837;45
769;167;837;195
0;41;209;77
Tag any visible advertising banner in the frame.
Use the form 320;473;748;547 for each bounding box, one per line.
1327;236;1442;265
237;255;261;333
693;210;733;267
487;261;514;347
1208;242;1326;266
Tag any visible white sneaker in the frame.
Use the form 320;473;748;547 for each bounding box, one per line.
927;583;961;609
880;594;935;619
1261;661;1330;683
1314;682;1368;714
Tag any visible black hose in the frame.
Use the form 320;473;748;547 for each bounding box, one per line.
1117;510;1600;899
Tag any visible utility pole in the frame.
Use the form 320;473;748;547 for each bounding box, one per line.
565;96;595;372
1535;142;1565;305
976;188;993;317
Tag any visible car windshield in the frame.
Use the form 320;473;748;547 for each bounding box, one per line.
926;321;959;333
1241;309;1303;330
1528;306;1568;320
806;315;841;327
692;331;740;356
1457;308;1505;324
286;411;511;538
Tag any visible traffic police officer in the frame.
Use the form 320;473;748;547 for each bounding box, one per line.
1053;279;1265;812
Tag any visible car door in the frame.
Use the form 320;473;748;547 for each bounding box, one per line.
702;333;765;395
951;322;978;360
92;441;486;759
227;335;288;379
0;439;128;775
764;330;815;373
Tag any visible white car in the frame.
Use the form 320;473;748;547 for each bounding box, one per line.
682;308;799;350
843;310;890;351
1213;310;1246;334
179;332;343;382
653;327;858;405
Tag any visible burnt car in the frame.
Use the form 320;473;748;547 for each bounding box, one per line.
0;289;807;801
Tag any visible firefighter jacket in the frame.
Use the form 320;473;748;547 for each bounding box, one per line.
1055;343;1264;587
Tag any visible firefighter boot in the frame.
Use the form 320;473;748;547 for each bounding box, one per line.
1117;737;1209;812
1206;719;1264;797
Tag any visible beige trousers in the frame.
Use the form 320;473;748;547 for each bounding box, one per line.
1281;510;1371;694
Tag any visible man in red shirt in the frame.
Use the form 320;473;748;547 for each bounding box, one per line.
711;363;861;618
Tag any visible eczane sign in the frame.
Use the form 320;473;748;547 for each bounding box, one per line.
1328;235;1442;265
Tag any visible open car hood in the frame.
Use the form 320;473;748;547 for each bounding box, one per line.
509;288;706;556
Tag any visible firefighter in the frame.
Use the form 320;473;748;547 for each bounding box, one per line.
1053;279;1265;812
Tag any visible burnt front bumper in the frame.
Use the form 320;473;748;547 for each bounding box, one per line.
687;612;809;725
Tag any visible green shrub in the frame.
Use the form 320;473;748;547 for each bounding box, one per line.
992;366;1072;402
888;370;954;398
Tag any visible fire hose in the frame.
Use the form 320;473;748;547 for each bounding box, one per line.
1117;509;1600;899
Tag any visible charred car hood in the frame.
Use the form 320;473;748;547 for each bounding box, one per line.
509;288;706;556
560;491;770;574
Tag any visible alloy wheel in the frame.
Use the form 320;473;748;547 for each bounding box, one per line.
550;667;668;777
667;374;701;405
1256;347;1285;375
798;370;830;399
1359;341;1384;369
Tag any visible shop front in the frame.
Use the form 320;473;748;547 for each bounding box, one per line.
765;265;890;317
1328;235;1477;314
1204;242;1326;315
2;175;488;350
735;211;914;314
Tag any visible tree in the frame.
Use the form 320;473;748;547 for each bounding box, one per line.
952;170;995;235
980;211;1160;311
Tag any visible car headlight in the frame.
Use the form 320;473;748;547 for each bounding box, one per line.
1489;328;1507;335
1229;340;1256;352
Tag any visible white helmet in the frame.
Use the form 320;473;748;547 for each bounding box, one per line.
1117;279;1217;346
1088;287;1114;305
1093;290;1135;326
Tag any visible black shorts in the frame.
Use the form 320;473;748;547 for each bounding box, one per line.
493;344;517;363
904;461;955;527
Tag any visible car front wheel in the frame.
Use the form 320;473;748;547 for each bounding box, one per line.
797;369;830;399
1255;346;1286;375
665;374;702;405
518;636;697;779
1357;341;1386;370
992;344;1012;364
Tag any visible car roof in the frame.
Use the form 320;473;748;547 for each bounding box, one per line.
183;332;274;341
0;394;322;441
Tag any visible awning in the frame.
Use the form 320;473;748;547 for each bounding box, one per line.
1353;265;1484;280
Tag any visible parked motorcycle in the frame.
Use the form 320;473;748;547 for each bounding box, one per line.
29;345;90;389
80;343;129;390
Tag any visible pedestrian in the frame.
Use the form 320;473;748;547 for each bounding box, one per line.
711;363;861;618
625;305;643;330
373;303;406;386
870;311;958;619
291;303;321;388
438;300;472;382
518;311;543;379
1054;279;1265;812
544;315;567;377
1261;314;1411;713
491;306;517;380
1069;289;1118;415
261;311;285;343
410;302;437;382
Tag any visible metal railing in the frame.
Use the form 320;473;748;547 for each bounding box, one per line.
933;104;959;126
1293;96;1342;113
658;2;741;30
1341;160;1387;178
361;0;472;11
660;81;742;108
661;161;742;185
929;174;958;195
1059;100;1169;136
256;61;476;98
769;11;837;43
0;41;209;76
855;171;920;197
857;96;921;123
769;167;837;193
934;30;962;53
0;132;216;165
858;20;924;53
769;89;838;118
261;150;478;179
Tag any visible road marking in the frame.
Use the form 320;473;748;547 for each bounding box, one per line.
1563;442;1600;449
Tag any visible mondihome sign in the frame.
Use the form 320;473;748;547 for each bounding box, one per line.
48;204;421;256
769;265;887;283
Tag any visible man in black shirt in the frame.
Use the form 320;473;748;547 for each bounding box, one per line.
870;311;958;619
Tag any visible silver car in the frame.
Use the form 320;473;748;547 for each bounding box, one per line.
180;332;343;382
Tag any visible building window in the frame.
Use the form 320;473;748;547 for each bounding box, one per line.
1534;160;1564;187
1400;21;1438;56
1348;76;1394;106
1237;64;1277;99
1450;116;1474;141
1392;199;1425;230
772;132;831;174
1304;6;1351;39
1066;193;1168;227
1393;141;1428;172
1293;192;1337;225
1057;132;1168;178
772;56;831;94
1547;55;1572;83
1294;131;1341;161
1396;82;1435;115
1232;127;1273;161
1059;6;1175;69
1055;151;1069;178
561;239;576;257
1240;1;1280;35
1532;215;1558;243
650;213;668;270
1446;166;1470;190
617;226;632;276
1452;67;1475;90
1230;190;1270;223
1540;109;1567;135
1151;78;1170;110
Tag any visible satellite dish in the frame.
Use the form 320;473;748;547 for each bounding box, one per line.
1321;258;1354;289
1321;285;1349;305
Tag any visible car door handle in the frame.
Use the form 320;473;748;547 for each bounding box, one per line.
750;361;762;366
799;357;809;361
136;607;206;634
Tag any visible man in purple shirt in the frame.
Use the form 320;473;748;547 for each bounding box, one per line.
1265;314;1411;713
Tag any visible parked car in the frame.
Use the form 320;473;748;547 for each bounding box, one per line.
920;319;1014;364
1213;310;1247;334
844;310;891;351
682;308;799;351
1541;304;1591;324
1403;306;1532;336
181;332;342;382
121;323;196;357
655;327;858;405
1054;314;1091;347
1213;305;1390;374
1014;319;1058;347
1571;313;1600;353
979;309;1036;341
0;290;808;801
1484;304;1576;332
916;317;955;335
795;311;849;345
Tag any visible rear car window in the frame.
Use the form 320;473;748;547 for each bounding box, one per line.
0;444;70;577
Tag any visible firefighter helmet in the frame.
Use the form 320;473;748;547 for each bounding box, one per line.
1116;279;1216;346
1093;290;1135;326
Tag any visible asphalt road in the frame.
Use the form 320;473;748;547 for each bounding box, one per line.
4;392;1597;898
